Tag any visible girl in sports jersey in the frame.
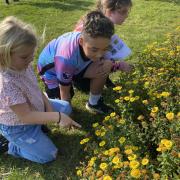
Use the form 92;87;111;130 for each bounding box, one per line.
38;11;115;114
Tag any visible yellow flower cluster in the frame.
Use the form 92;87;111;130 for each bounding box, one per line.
88;157;97;167
108;147;120;156
80;138;90;144
113;86;122;91
157;139;173;152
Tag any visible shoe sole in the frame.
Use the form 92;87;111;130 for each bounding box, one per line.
85;103;104;114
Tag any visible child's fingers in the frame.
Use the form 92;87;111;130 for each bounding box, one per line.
71;121;82;128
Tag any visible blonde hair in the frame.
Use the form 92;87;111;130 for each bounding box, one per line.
0;16;38;70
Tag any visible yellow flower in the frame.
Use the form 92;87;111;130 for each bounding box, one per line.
100;131;106;137
90;157;97;161
144;81;150;88
130;97;136;102
142;99;148;105
104;116;110;121
76;169;82;176
112;156;120;164
156;147;162;152
88;160;95;167
161;139;173;150
125;149;133;155
86;167;93;174
96;170;103;178
141;158;149;165
124;96;130;101
113;86;122;91
115;99;120;103
80;140;85;145
151;106;159;113
103;175;112;180
108;147;120;156
135;96;140;100
95;130;101;136
176;45;180;51
119;118;125;124
153;173;160;179
99;141;106;147
99;163;108;171
166;112;174;121
169;50;175;57
156;93;161;98
128;90;134;94
129;160;140;169
130;169;141;178
80;138;89;144
161;92;170;97
103;150;109;156
92;122;99;128
113;162;123;169
137;115;145;121
118;137;126;144
128;154;137;161
110;112;116;117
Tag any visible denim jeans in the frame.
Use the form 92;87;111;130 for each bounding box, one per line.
0;99;72;164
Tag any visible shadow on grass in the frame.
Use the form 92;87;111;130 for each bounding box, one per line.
17;0;93;11
0;132;85;179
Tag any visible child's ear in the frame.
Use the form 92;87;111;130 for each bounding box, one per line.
105;9;112;17
79;36;84;46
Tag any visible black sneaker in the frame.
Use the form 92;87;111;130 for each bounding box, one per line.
0;135;8;154
105;77;116;88
86;97;113;114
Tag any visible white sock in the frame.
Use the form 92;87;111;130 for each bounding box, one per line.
89;93;101;105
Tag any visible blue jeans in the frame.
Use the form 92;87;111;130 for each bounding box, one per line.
0;99;72;164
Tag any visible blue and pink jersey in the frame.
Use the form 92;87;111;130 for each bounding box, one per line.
37;32;91;89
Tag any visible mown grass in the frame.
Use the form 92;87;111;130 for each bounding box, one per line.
0;0;179;179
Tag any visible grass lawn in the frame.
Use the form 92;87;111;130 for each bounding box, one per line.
0;0;179;179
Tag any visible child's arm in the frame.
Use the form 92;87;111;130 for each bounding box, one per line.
42;92;53;112
10;103;81;128
59;85;72;102
111;60;132;73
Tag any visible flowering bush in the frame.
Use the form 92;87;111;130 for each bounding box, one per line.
76;27;180;179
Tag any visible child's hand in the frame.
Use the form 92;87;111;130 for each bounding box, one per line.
119;61;132;72
59;112;81;129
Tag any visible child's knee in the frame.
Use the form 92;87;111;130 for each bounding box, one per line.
37;149;58;164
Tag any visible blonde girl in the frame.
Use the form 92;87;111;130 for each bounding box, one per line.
0;16;81;163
